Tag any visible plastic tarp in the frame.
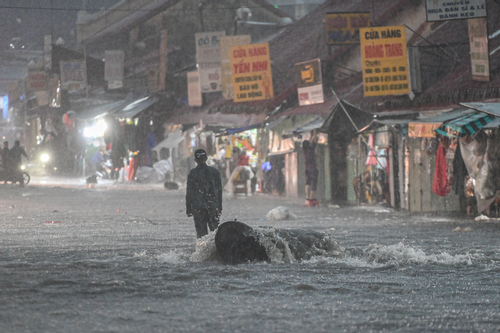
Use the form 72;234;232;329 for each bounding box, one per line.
460;133;500;214
152;130;185;153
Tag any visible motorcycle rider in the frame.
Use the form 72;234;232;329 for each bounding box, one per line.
10;140;29;186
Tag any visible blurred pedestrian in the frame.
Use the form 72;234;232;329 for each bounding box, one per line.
1;141;11;183
9;140;28;186
186;149;223;238
303;130;318;202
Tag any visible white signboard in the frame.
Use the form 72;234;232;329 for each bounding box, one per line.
60;61;87;91
195;31;225;93
105;50;124;83
426;0;486;21
187;71;202;106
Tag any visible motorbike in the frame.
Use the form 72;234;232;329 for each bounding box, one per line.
0;165;30;185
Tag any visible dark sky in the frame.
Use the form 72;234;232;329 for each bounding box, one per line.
0;0;121;50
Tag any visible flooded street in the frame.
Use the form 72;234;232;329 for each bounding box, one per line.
1;179;500;332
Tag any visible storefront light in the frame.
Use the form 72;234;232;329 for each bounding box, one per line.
83;119;107;138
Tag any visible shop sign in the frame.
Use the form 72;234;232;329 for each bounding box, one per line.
60;61;87;91
326;12;370;45
26;71;48;92
187;71;202;106
195;31;225;93
468;18;489;82
105;50;124;83
426;0;486;22
220;35;251;100
230;43;274;102
295;58;323;106
408;122;441;137
360;25;410;97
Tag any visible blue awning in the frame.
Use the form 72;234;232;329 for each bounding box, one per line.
436;112;495;137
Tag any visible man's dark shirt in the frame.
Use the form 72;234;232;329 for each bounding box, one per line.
186;163;222;215
10;146;28;168
1;147;10;169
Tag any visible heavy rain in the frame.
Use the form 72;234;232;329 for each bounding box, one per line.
1;1;500;332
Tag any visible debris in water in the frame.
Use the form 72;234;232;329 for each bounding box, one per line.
266;206;297;221
45;221;61;224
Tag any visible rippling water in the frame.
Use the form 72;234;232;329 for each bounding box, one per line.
1;186;500;332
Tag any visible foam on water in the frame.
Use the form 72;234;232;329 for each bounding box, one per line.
363;242;474;266
157;250;185;264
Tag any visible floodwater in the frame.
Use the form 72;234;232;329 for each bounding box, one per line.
1;180;500;332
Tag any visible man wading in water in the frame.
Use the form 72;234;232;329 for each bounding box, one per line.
186;149;223;238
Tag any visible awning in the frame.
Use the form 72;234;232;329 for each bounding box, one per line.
436;111;495;137
113;96;159;119
460;102;500;117
320;100;374;138
282;116;325;138
74;98;131;120
224;123;262;135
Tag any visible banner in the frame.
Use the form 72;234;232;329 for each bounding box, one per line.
187;71;202;106
60;61;87;91
360;26;410;97
326;12;370;45
159;30;168;91
408;123;442;138
295;59;323;106
230;43;274;103
195;31;225;93
426;0;486;22
220;35;251;100
44;35;52;72
468;18;489;82
105;50;124;81
26;71;48;92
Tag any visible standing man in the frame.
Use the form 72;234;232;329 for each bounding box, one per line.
303;130;319;204
186;149;223;238
10;140;29;186
1;141;10;183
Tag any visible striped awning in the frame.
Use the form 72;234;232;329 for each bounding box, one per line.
436;112;495;137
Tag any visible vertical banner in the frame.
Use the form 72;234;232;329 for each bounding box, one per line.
105;50;124;89
326;12;370;45
60;61;87;91
159;30;168;91
230;43;274;103
468;18;489;82
426;0;486;22
359;26;410;97
187;71;202;106
295;59;324;106
44;35;52;72
195;31;225;93
220;35;251;100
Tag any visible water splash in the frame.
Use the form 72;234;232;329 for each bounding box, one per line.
363;242;473;266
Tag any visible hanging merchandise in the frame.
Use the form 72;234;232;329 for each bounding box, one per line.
432;142;451;196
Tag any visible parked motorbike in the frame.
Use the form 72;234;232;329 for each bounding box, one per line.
0;165;30;185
